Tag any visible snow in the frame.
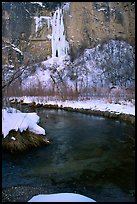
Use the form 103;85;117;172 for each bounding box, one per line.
47;34;52;40
97;8;107;11
10;97;135;116
3;94;134;138
30;2;43;7
20;39;134;93
63;2;70;12
11;137;16;141
33;1;70;48
11;43;23;55
34;16;51;32
110;8;115;11
28;193;96;202
33;4;69;58
52;7;69;58
2;108;45;138
24;8;30;14
22;68;52;90
2;43;23;55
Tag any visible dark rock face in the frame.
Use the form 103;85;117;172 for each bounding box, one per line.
2;2;32;41
2;2;135;62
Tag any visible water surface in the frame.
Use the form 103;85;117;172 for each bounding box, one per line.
2;109;135;202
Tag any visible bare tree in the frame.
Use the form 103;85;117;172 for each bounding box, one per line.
2;36;33;107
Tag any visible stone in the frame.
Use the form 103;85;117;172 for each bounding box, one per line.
2;2;135;63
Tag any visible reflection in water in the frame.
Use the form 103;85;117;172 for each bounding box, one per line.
2;109;135;202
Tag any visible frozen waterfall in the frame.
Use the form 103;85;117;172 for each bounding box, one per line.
34;6;70;59
51;7;69;58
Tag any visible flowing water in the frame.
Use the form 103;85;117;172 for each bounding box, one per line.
2;108;135;202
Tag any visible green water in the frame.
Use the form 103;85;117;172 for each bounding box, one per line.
2;109;135;202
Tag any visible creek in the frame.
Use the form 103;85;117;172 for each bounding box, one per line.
2;108;135;202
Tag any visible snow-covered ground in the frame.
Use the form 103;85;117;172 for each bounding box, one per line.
2;108;45;138
3;96;134;138
19;39;134;93
11;96;135;116
28;193;96;202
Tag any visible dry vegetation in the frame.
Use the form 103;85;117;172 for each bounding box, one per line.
5;78;135;102
2;129;49;153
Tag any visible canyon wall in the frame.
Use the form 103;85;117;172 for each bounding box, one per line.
64;2;135;59
2;2;135;63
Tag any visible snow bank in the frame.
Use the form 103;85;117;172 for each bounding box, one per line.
44;100;135;116
2;108;45;138
28;193;96;202
12;97;135;116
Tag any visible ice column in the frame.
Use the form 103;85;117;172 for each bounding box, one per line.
52;7;69;58
34;16;51;33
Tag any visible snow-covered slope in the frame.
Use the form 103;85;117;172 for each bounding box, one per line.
20;39;134;96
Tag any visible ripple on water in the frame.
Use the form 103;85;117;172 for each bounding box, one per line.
2;109;135;202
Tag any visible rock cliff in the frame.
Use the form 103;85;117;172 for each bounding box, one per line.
2;2;135;63
64;2;135;60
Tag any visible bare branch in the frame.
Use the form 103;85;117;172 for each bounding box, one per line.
2;63;28;90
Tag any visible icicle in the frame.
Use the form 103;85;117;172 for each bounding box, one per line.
34;16;52;33
51;7;69;58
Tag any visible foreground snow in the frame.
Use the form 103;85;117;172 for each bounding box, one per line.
28;193;96;202
11;97;135;116
2;108;45;138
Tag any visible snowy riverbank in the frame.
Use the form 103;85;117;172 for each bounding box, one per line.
3;96;135;137
10;96;135;116
2;97;135;202
2;108;45;138
2;107;49;152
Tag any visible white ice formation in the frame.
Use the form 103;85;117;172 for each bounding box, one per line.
34;16;51;33
34;5;69;58
51;7;69;58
